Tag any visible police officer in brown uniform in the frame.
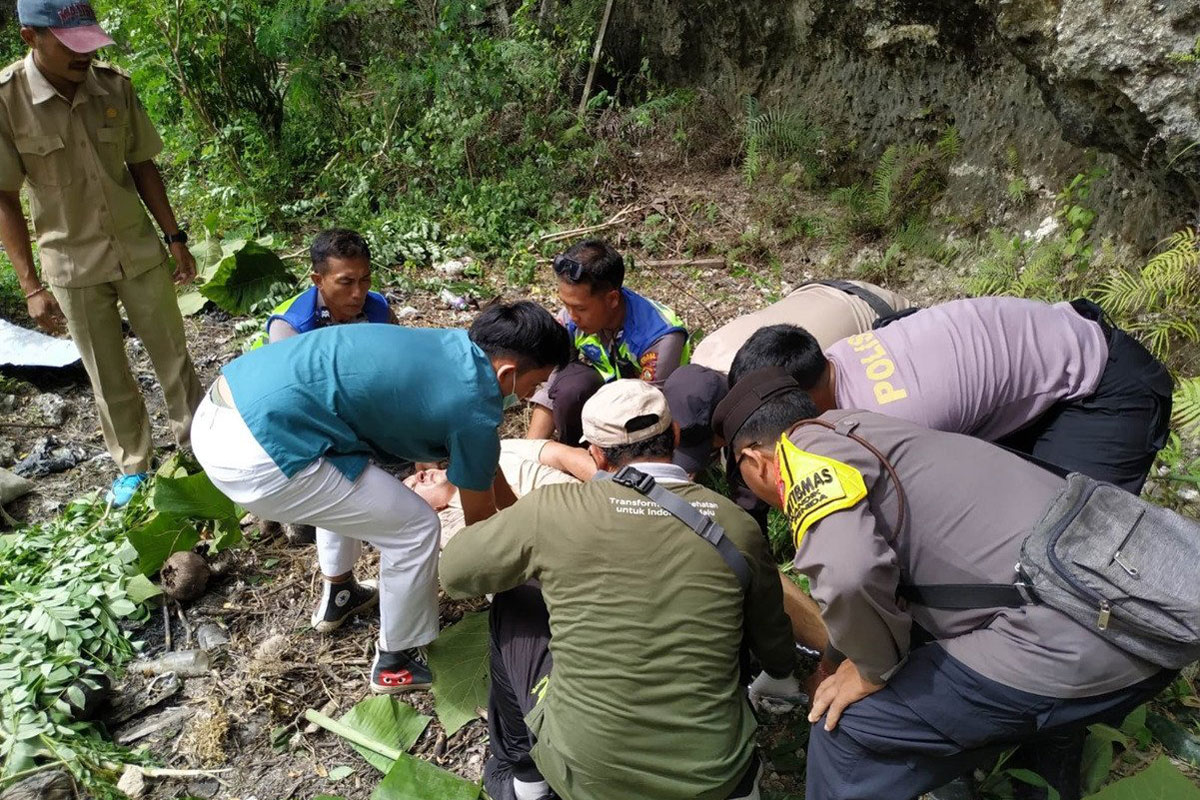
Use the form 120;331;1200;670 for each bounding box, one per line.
714;369;1174;800
0;0;202;506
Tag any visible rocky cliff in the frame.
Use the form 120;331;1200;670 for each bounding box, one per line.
607;0;1200;246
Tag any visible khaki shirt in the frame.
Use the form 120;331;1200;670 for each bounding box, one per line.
784;410;1157;697
0;53;166;288
692;280;913;375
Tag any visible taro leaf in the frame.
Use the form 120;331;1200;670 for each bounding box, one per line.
151;472;237;524
1085;755;1200;799
370;753;479;800
125;511;199;575
125;573;162;604
426;611;490;736
176;290;209;316
1081;723;1126;795
210;517;244;554
327;765;355;782
339;696;431;773
198;240;293;315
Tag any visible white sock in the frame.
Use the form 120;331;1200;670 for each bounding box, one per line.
513;777;550;800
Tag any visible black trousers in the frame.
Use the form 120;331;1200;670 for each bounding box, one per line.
805;645;1175;800
999;299;1172;495
546;362;605;447
483;584;762;800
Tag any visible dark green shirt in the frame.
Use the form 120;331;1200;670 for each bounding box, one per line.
439;464;795;800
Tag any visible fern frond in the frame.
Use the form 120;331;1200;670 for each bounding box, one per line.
936;126;961;160
1173;376;1200;433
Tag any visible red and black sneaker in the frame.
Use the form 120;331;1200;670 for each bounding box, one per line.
370;647;433;694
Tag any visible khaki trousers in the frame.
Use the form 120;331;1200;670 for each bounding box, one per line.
51;262;202;474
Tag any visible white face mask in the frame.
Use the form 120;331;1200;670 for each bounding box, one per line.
502;370;519;411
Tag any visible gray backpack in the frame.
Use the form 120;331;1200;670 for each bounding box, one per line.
901;472;1200;669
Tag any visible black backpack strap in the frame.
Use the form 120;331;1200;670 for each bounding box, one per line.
899;566;1040;610
814;279;897;320
595;466;752;592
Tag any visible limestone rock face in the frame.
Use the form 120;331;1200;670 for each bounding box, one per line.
608;0;1200;244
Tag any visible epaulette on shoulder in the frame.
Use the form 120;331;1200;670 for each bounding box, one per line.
92;61;131;79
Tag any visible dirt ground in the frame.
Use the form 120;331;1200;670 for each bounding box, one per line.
0;170;964;800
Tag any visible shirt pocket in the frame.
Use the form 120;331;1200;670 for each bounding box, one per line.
95;125;129;181
14;135;71;187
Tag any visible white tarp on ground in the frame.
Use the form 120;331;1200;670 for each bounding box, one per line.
0;317;80;368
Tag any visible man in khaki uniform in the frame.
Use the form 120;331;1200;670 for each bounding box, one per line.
0;0;201;506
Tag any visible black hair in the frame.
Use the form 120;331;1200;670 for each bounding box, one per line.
469;301;572;370
728;324;827;390
731;389;819;452
560;239;625;292
311;228;371;274
600;427;675;468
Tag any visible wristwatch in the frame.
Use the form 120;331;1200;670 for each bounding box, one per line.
164;229;188;245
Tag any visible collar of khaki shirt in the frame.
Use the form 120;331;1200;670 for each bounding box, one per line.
24;51;108;107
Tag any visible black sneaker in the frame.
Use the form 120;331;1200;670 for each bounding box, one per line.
370;647;433;693
285;523;317;545
310;578;378;633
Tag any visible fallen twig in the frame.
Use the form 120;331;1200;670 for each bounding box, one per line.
0;420;58;429
162;603;173;652
538;204;640;245
640;258;725;268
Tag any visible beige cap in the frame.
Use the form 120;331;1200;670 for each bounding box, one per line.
581;379;673;447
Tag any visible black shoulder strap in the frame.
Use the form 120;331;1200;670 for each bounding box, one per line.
595;466;752;592
897;583;1028;609
815;279;896;320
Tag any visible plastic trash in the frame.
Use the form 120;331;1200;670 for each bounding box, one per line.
133;649;211;677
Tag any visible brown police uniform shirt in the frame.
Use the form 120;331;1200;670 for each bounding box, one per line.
692;280;912;375
0;53;167;288
781;409;1157;698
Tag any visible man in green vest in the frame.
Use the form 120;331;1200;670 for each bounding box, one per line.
526;239;691;447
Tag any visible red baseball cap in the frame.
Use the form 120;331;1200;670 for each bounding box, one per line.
19;1;115;54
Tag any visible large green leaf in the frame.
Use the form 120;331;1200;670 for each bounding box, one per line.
176;289;209;316
339;696;430;773
1085;756;1200;800
426;611;490;736
370;753;479;800
1081;723;1127;795
125;512;200;575
198;240;292;314
151;472;238;524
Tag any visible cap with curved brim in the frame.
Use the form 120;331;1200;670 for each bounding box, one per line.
712;367;802;446
51;25;115;54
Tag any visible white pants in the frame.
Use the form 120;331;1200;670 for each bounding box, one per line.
191;394;441;651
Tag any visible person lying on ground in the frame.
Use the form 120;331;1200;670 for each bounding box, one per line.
728;296;1172;495
526;239;691;446
191;302;570;693
405;438;595;546
717;369;1173;800
441;380;799;800
251;228;397;545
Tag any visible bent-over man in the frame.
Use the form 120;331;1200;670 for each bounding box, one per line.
442;380;800;800
716;370;1173;800
729;296;1171;494
192;302;570;692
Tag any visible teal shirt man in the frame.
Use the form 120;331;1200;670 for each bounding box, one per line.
223;325;502;491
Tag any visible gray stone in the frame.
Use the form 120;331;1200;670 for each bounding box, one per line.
608;0;1200;247
33;393;67;426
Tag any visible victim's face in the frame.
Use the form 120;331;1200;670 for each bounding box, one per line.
404;468;456;510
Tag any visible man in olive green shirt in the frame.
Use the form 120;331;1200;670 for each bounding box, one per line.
440;380;799;800
0;1;201;506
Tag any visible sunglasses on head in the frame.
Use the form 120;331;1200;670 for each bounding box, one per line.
552;253;585;282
